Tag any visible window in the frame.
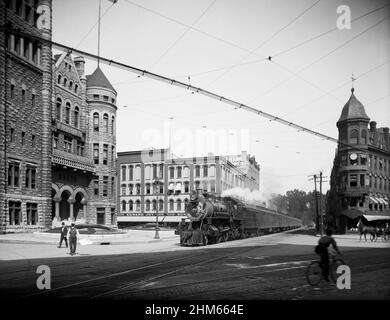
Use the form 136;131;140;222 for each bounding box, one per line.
159;164;164;179
153;164;157;179
135;200;140;211
152;200;157;211
93;94;99;100
159;199;163;211
184;181;189;193
96;208;105;224
128;184;133;195
103;95;109;102
63;77;67;87
52;132;58;149
21;89;26;103
10;84;15;99
111;208;115;224
74;106;79;128
145;200;150;211
64;136;72;153
25;166;36;189
10;128;15;142
350;174;357;187
21;131;25;145
350;129;358;144
121;200;126;212
74;84;78;93
31;134;36;148
57;74;62;84
121;166;126;181
103;144;108;165
146;183;151;195
111;116;115;134
203;165;208;177
31;93;35;108
361;130;367;144
169;199;174;211
103;113;109;133
121;184;126;196
210;166;215;177
129;166;133;180
93;112;99;131
111;177;115;197
135;166;140;180
360;154;367;166
177;167;182;178
76;140;84;156
93;144;99;164
103;176;108;197
8;162;20;187
129;200;134;211
56;97;62;120
184;199;189;210
111;146;115;163
145;165;151;180
136;184;140;195
177;199;182;211
9;201;21;225
195;166;200;177
26;203;38;225
170;167;174;179
94;179;99;196
65;102;71;124
211;181;216;193
69;81;73;90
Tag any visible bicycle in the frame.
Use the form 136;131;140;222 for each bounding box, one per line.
306;253;344;286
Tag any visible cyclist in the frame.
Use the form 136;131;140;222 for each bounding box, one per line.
316;228;342;281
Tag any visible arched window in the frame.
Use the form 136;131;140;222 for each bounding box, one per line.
74;106;79;128
69;80;73;90
350;129;358;144
152;200;157;211
65;102;71;124
129;200;133;211
93;112;99;131
169;199;174;211
103;113;109;132
56;97;62;120
111;116;115;135
361;130;367;144
159;199;164;211
74;84;78;94
135;200;140;211
121;200;126;212
63;77;67;87
145;200;150;211
57;74;62;84
177;199;182;211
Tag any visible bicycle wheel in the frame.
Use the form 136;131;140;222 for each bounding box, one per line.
306;261;322;286
330;258;345;283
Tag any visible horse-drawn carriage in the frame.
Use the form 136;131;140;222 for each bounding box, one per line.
357;219;390;241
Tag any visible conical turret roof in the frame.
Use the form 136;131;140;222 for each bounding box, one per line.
86;67;116;93
338;88;369;123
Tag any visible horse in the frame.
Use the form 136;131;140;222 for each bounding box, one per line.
357;219;377;242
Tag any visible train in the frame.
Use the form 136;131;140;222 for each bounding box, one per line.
176;189;302;246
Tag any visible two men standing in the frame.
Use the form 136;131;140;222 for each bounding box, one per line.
58;222;80;256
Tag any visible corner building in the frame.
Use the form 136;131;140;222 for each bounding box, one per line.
0;0;118;232
326;88;390;233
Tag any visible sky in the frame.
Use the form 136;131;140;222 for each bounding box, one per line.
52;0;390;198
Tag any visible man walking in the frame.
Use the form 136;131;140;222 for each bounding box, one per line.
58;222;68;248
67;223;80;256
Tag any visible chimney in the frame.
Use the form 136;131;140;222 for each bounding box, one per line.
369;121;377;132
384;127;389;147
74;56;85;79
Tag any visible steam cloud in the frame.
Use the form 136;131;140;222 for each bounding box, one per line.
221;187;267;206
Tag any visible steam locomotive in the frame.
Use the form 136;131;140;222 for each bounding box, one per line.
176;189;302;246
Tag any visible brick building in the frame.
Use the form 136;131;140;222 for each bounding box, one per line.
117;149;260;224
0;0;117;232
326;88;390;233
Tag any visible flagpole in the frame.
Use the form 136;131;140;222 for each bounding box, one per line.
98;0;101;67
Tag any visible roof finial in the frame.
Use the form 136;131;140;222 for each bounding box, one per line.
351;73;356;93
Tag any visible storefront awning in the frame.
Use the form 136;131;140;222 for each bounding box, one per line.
363;214;390;221
340;208;365;219
369;196;378;204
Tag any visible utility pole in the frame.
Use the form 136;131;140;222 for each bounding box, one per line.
319;171;323;236
308;174;319;233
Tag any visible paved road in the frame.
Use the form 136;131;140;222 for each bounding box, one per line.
0;234;389;300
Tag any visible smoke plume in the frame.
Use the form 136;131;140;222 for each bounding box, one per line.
221;187;266;206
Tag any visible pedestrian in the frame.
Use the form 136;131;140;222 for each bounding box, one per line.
58;222;68;248
67;223;80;256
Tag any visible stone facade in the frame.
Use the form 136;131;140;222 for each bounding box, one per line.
0;0;117;232
326;88;390;233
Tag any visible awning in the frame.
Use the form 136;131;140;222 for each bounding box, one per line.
363;214;390;221
369;196;378;204
377;198;386;205
340;208;365;219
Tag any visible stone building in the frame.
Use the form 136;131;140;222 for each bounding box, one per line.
0;0;117;232
326;88;390;233
117;149;260;225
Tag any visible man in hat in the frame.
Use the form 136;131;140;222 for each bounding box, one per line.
58;222;68;248
67;223;80;256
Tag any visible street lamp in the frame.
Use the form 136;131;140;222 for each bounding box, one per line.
154;179;160;239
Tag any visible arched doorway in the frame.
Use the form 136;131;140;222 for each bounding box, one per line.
74;192;83;220
59;190;71;220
